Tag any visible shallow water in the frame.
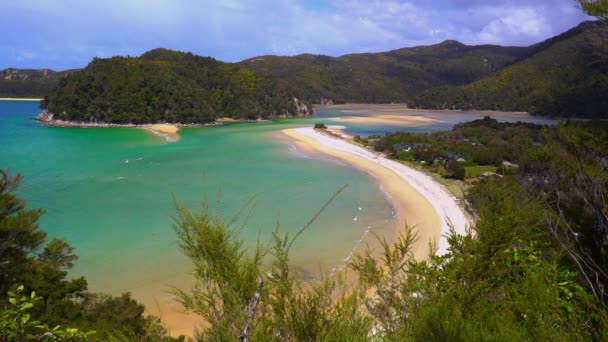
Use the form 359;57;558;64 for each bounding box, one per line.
0;101;395;302
0;100;555;310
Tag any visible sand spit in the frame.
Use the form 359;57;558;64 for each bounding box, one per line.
142;124;180;142
328;114;439;126
283;127;471;259
0;97;43;101
316;103;530;118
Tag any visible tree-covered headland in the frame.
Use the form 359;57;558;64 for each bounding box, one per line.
41;49;310;124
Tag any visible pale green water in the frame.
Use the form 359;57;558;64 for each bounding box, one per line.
0;101;396;302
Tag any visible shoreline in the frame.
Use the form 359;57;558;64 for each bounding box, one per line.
0;97;42;101
33;115;220;142
314;103;531;117
283;127;471;259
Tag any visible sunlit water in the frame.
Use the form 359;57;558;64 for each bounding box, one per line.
0;100;554;308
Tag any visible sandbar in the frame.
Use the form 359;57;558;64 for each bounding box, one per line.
0;97;42;101
142;124;180;142
328;114;439;126
317;103;530;117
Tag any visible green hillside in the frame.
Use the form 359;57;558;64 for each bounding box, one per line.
0;68;73;98
410;21;608;118
6;21;607;119
43;49;309;124
238;41;530;104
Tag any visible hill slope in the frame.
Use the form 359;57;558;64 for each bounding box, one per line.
43;49;310;124
0;68;74;98
238;41;530;104
409;21;608;118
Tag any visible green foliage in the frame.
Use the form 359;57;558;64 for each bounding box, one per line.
45;49;308;124
411;21;608;118
0;169;177;341
313;123;327;129
0;170;46;296
579;0;608;19
445;159;466;179
0;285;95;341
372;117;542;178
240;41;529;104
172;121;608;340
464;165;498;178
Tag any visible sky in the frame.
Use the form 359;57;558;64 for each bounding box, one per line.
1;0;591;70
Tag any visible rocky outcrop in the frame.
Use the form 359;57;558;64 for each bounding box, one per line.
34;110;54;122
320;98;334;105
293;97;311;116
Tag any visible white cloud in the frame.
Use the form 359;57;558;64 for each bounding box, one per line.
0;0;592;69
476;8;551;45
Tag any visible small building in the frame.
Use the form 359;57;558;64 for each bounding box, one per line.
456;157;466;163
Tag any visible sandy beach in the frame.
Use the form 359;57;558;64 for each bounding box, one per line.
317;103;530;118
328;114;439;126
143;124;181;142
283;127;471;259
0;97;42;101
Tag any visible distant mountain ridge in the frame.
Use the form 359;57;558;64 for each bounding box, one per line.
409;21;608;118
2;20;606;119
0;68;75;98
238;40;530;104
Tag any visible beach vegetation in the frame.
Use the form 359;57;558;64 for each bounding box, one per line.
171;119;608;340
313;123;327;129
373;116;543;180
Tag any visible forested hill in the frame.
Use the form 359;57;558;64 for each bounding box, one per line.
6;21;607;119
409;21;608;118
42;49;310;124
238;41;530;104
0;68;74;98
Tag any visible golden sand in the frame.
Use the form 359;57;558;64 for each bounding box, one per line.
282;128;443;261
0;97;42;101
328;114;439;126
142;124;180;142
316;103;529;117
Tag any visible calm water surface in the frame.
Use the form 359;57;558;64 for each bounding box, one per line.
0;100;554;306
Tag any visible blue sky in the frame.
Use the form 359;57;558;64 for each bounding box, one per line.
1;0;591;70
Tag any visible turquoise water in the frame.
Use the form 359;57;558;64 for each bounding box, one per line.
0;101;555;312
0;101;396;301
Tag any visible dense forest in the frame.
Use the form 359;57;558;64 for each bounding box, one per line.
238;42;529;104
42;49;310;124
239;20;608;119
410;21;608;118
